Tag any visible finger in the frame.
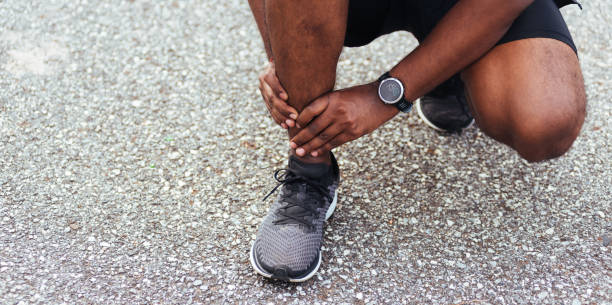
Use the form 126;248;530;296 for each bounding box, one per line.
262;66;296;116
264;73;289;100
261;80;294;119
273;77;289;101
296;96;329;128
279;91;288;101
270;107;287;126
285;118;295;128
270;95;297;123
259;78;272;107
258;77;265;97
261;81;275;105
263;64;288;100
290;114;332;154
296;123;344;157
311;133;352;156
264;81;296;120
270;104;292;128
261;90;284;126
260;68;288;127
262;83;291;123
258;73;268;96
260;90;272;113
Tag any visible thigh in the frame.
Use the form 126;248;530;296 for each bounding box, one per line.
460;0;585;150
428;0;581;97
462;37;586;151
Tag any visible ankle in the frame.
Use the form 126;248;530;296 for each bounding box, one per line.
290;150;331;165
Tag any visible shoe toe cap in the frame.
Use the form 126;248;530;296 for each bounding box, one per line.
252;237;320;280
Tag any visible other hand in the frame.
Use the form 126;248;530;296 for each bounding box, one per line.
290;82;400;157
258;61;297;129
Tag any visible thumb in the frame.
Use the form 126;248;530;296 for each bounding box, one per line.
296;95;329;128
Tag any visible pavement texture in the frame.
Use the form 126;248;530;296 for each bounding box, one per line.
0;0;610;304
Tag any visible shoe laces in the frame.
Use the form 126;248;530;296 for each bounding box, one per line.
262;168;332;228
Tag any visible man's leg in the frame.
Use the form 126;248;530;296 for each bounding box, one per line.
265;0;348;163
461;38;586;162
250;0;348;282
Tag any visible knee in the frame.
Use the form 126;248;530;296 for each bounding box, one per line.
510;97;585;163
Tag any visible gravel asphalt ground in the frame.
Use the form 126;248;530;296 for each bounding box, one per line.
1;0;610;304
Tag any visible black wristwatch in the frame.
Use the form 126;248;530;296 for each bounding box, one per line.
377;72;412;113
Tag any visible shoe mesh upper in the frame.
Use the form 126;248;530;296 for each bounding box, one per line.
253;156;339;276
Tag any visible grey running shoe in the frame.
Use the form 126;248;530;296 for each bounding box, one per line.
250;153;340;282
415;75;474;133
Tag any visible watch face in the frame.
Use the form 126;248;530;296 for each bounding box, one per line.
379;78;403;104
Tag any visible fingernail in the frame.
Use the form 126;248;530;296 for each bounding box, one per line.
289;113;297;119
296;148;305;156
281;123;287;129
285;119;293;127
296;123;301;129
289;142;297;149
311;151;318;157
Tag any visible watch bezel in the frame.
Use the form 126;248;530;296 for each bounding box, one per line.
378;77;405;104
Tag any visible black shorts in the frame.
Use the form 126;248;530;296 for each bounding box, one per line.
345;0;579;53
344;0;580;94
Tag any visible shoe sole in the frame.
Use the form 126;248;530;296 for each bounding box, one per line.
415;98;475;132
250;190;338;283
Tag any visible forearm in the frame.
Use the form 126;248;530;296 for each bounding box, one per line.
391;0;534;102
248;0;273;60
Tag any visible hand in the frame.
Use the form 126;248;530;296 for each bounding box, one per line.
258;61;297;129
290;82;400;157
